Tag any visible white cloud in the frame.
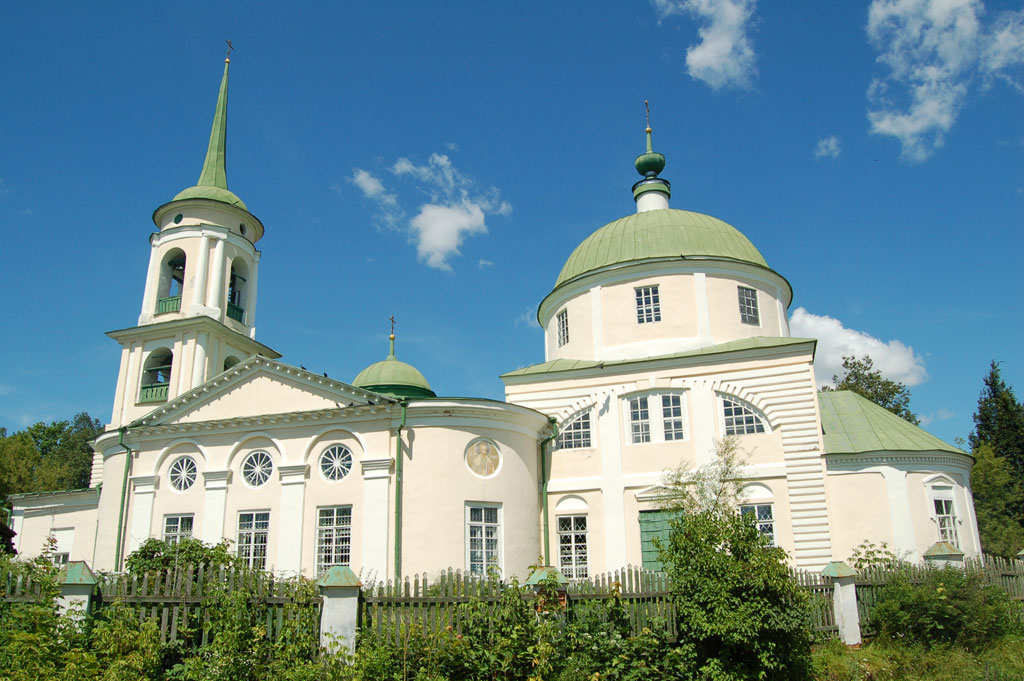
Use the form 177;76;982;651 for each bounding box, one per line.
350;169;396;206
789;307;928;388
410;202;487;271
652;0;758;91
814;135;842;158
478;259;494;269
866;0;1024;162
514;307;541;329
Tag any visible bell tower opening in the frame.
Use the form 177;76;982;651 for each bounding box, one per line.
227;258;249;324
156;249;186;315
140;348;174;403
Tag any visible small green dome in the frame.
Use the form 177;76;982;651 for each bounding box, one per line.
172;185;248;210
554;209;768;289
353;341;435;399
634;151;665;176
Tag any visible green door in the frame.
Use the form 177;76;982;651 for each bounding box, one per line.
638;509;680;571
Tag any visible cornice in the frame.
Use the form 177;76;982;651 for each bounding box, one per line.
826;452;973;470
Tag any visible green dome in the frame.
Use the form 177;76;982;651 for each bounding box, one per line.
554;208;768;288
172;185;248;210
353;346;435;399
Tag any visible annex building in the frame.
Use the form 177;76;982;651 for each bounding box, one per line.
9;60;980;579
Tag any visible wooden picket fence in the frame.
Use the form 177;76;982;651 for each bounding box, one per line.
791;567;838;635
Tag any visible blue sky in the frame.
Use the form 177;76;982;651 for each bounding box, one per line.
0;1;1021;447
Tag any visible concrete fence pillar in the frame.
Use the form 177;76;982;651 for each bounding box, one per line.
923;541;965;569
822;561;861;646
56;561;98;621
317;566;362;654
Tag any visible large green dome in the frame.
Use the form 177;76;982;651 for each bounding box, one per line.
352;343;435;399
555;209;768;288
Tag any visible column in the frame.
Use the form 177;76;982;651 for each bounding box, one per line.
694;273;712;343
247;252;260;338
190;234;211;316
191;331;209;389
690;385;716;467
201;470;231;543
881;467;917;557
127;476;157;553
590;286;603;357
207;237;226;313
138;244;160;325
598;393;628;570
277;465;309;575
360;458;393;582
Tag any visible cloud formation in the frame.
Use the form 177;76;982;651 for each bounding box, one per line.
514;307;541;329
814;135;842;159
789;307;928;389
652;0;758;91
350;152;510;271
867;0;1024;162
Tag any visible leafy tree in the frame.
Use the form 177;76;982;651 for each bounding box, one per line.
969;361;1024;476
659;438;812;680
822;355;919;424
0;433;69;501
125;537;238;574
0;412;103;503
970;444;1024;557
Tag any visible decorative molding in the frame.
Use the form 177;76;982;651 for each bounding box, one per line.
131;475;158;493
203;470;231;489
827;453;973;470
360;458;394;479
278;464;309;484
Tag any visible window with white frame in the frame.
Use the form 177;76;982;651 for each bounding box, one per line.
662;394;685;440
930;485;960;547
737;286;760;326
635;285;661;324
237;511;270;570
624;393;688;444
164;514;194;545
466;504;501;576
740;504;775;546
241;450;274;487
316;506;352;575
722;396;766;435
557;412;592;449
557;515;589;579
169;456;198;491
557;309;569;347
629;396;651;443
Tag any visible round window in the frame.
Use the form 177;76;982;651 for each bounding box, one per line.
320;445;353;481
241;450;274;487
239;223;247;235
169;456;197;491
173;213;183;224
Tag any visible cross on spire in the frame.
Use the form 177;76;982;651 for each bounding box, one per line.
225;39;233;61
645;99;651;133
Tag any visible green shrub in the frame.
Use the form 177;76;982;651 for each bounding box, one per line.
125;537;237;575
869;565;1021;650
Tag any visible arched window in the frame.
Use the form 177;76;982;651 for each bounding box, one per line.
720;395;767;435
227;259;248;323
555;496;589;579
156;249;186;314
223;355;241;371
140;348;173;403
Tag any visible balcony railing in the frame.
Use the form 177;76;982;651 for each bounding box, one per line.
227;303;245;324
157;296;182;314
139;383;169;403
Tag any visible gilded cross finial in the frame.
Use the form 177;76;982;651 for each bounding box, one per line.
645;100;651;134
225;39;234;62
389;315;396;341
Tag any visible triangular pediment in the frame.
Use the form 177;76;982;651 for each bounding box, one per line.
132;356;394;427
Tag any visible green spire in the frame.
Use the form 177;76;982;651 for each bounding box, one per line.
171;57;247;210
197;58;230;190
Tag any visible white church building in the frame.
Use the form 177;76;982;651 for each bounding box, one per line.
9;60;979;579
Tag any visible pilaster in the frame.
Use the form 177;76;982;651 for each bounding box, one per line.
277;464;309;575
201;470;231;544
128;475;157;553
360;458;393;582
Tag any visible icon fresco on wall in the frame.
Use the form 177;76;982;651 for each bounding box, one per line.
466;439;501;478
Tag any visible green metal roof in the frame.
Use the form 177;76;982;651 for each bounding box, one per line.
352;339;435;399
501;336;814;379
170;59;247;211
554;209;768;289
818;391;962;456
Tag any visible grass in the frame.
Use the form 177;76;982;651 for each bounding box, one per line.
812;636;1024;681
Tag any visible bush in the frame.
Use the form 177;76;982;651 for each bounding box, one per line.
869;565;1021;650
125;537;237;575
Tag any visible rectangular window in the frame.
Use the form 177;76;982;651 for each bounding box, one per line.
629;396;651;443
741;504;775;546
557;309;569;347
558;515;589;579
316;506;352;575
557;412;592;449
237;511;270;570
51;553;70;566
738;286;760;326
933;496;959;547
163;514;194;545
662;394;685;440
635;285;662;324
466;504;501;575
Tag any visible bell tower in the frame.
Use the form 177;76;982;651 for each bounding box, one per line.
106;56;280;428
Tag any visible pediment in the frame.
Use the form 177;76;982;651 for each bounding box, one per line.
132;356;393;427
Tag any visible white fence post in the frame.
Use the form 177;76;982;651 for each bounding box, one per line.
923;541;964;569
317;566;361;654
822;561;861;646
56;561;98;621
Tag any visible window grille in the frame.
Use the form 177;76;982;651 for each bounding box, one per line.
557;310;569;347
320;445;353;481
558;515;589;579
237;511;270;570
738;286;760;326
316;506;352;574
242;451;274;487
933;497;960;547
169;456;197;491
635;286;662;324
629;396;651;443
662;394;685;440
741;504;775;545
557;412;592;449
466;505;501;575
163;514;194;545
722;397;766;435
